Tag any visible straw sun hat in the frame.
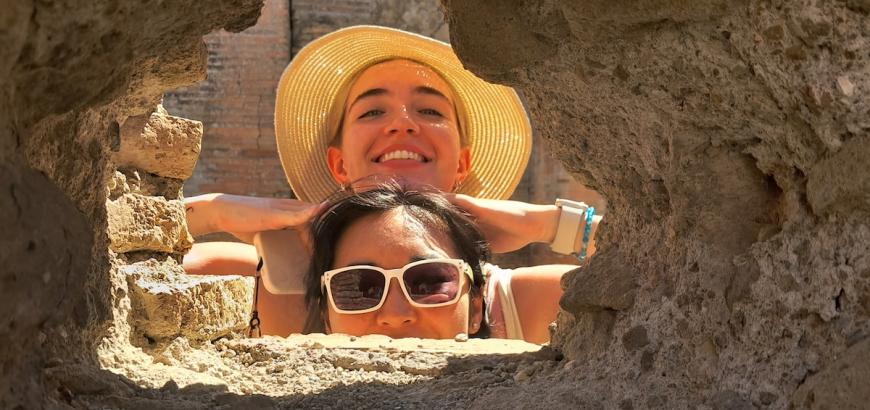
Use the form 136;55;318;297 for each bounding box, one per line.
274;25;532;203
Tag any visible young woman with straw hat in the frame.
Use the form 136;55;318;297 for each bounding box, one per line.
183;26;601;343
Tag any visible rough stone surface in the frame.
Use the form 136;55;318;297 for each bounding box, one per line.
442;0;870;407
0;1;263;407
559;249;638;314
806;135;870;215
2;0;869;408
65;335;548;408
0;158;94;404
115;105;203;180
791;336;870;408
106;193;194;254
123;259;253;342
109;169;185;201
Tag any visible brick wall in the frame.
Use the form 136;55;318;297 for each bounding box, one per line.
164;0;292;198
164;0;605;266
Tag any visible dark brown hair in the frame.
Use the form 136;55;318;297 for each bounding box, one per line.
302;181;490;337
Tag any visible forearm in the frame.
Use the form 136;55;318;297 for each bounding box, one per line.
254;230;309;295
529;205;561;244
182;242;259;276
184;193;223;236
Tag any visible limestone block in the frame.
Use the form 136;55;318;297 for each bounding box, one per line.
122;259;253;342
115;105;202;180
106;193;193;254
559;249;638;315
107;169;183;200
807;136;870;215
791;337;870;408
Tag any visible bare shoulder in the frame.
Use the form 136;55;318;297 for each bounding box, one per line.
508;264;577;344
510;264;578;285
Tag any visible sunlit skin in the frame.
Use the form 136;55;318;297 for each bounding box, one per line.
325;208;483;339
183;58;584;341
326;59;471;191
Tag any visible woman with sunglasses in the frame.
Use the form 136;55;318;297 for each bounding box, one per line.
183;26;601;341
305;182;518;339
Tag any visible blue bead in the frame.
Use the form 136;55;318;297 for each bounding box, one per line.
577;207;595;262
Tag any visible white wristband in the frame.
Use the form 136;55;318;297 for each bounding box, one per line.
550;199;588;255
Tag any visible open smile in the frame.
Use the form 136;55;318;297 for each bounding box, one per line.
375;149;430;163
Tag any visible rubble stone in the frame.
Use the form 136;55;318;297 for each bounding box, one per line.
115;105;203;180
807;136;870;215
559;249;638;314
106;193;193;254
122;259;253;342
791;337;870;408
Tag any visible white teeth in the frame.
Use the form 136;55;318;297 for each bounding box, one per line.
379;150;425;163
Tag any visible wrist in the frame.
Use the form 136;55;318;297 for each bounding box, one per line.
537;205;561;244
549;199;592;256
185;193;222;234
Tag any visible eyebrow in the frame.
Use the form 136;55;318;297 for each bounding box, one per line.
348;86;452;111
414;86;451;102
340;253;445;269
349;88;388;109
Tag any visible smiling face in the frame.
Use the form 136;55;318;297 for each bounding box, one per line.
326;59;470;192
325;208;482;339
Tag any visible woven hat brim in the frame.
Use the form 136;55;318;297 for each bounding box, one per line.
275;25;532;203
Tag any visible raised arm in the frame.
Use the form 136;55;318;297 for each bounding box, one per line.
446;194;601;257
184;193;321;243
183;193;320;294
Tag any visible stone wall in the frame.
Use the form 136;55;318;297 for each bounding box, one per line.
443;0;870;407
0;1;263;406
2;0;867;407
163;0;291;199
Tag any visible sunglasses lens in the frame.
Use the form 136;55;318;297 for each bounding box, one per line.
329;268;385;311
403;262;461;304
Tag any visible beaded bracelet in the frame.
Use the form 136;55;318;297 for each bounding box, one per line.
577;206;595;262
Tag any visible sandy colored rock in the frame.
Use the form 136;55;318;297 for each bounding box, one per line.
78;334;551;408
108;169;184;200
2;0;869;408
791;337;870;408
1;0;263;407
123;259;253;342
559;249;637;314
442;0;870;407
115;105;203;180
807;136;870;215
0;158;93;404
106;193;193;254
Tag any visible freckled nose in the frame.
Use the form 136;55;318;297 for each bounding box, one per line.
376;278;417;327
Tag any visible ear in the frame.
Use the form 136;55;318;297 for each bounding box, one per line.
468;292;484;335
455;146;471;187
326;146;351;186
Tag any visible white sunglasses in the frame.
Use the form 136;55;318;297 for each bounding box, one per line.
321;258;474;314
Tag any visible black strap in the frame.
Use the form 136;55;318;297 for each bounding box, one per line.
247;257;263;338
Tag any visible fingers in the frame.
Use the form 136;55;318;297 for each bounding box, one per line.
445;193;481;213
